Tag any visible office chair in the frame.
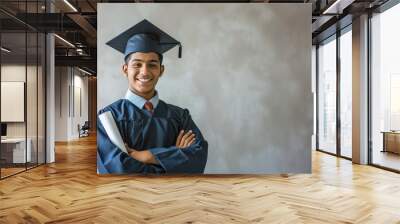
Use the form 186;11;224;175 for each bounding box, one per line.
79;121;90;138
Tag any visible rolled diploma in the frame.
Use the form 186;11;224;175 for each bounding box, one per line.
99;111;128;154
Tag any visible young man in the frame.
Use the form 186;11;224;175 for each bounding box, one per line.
97;19;208;174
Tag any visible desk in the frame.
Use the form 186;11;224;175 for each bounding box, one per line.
1;138;31;163
382;131;400;154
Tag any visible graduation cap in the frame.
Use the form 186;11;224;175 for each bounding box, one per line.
106;19;182;62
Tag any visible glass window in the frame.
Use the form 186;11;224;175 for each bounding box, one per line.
1;29;28;178
371;3;400;171
340;28;352;158
38;32;46;165
318;36;337;155
27;31;38;169
0;1;46;179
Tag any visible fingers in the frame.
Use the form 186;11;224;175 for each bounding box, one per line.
181;130;194;147
181;130;193;142
176;130;184;146
183;132;195;147
187;138;196;147
177;130;188;147
176;130;196;148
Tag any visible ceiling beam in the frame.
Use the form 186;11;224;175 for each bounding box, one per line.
66;13;97;39
55;55;96;70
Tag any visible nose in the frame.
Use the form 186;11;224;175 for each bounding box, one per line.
140;64;148;75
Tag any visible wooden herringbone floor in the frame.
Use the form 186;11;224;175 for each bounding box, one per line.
1;135;400;224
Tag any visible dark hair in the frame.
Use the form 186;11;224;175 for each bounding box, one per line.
124;52;163;65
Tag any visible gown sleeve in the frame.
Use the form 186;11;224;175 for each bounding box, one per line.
148;109;208;173
97;110;165;174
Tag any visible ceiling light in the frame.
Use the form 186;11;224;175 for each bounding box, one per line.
78;67;93;76
322;0;354;15
63;0;78;12
54;34;75;48
1;47;11;53
323;0;341;14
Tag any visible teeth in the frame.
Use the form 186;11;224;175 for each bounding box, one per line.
138;78;152;82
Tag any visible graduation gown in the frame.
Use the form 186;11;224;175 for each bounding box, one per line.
97;99;208;174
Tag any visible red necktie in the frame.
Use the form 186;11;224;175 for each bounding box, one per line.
144;101;154;114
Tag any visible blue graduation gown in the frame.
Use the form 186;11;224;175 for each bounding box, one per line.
97;99;208;174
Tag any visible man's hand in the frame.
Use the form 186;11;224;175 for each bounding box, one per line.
125;129;196;164
176;130;196;149
126;144;158;164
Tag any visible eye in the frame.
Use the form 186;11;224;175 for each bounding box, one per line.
148;63;158;69
132;63;141;68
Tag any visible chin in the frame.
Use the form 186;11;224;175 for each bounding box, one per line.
134;87;154;95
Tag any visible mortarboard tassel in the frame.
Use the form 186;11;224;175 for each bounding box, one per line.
178;43;182;58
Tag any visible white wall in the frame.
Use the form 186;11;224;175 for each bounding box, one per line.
54;67;89;141
1;65;39;138
55;67;68;141
72;72;89;138
1;65;26;135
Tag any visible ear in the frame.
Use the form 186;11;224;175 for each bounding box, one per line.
159;65;165;77
122;64;128;77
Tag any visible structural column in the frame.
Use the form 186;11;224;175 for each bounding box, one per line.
352;14;369;164
46;1;56;163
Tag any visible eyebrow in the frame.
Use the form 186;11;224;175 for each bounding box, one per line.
131;59;159;63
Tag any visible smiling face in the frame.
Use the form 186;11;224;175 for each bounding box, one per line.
122;52;164;100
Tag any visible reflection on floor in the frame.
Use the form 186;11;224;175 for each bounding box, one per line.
373;150;400;171
341;147;352;158
0;167;25;177
0;163;41;178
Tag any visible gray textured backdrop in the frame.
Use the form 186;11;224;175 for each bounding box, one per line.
98;3;312;173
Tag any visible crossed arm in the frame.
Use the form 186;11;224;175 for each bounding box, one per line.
127;130;196;164
97;109;208;174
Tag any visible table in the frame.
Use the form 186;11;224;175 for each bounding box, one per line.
1;138;32;164
381;131;400;154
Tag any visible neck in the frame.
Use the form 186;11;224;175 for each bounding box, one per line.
130;88;155;100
